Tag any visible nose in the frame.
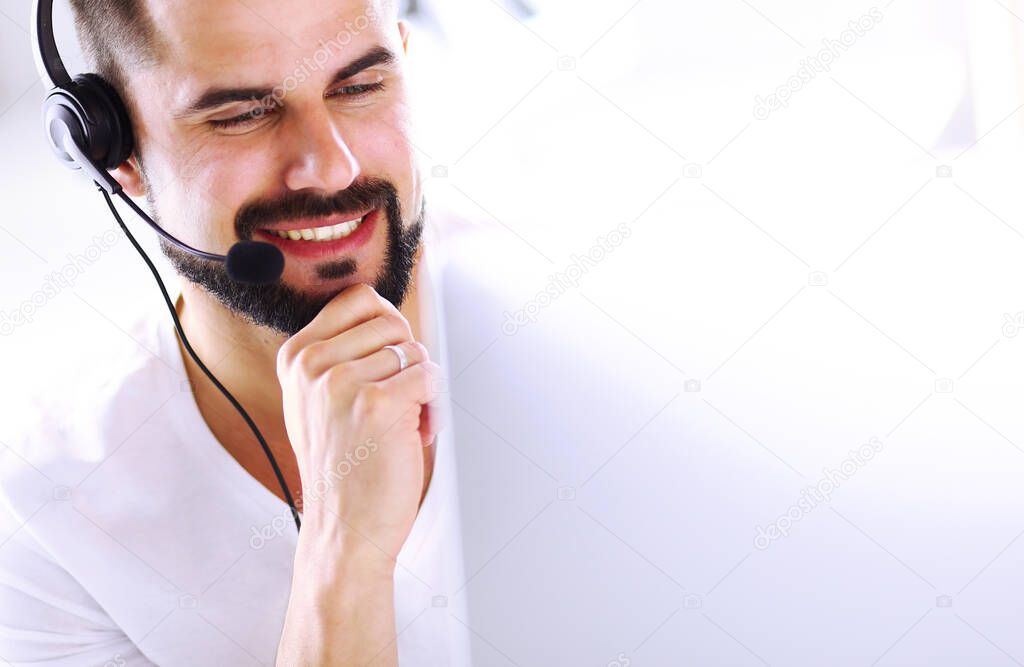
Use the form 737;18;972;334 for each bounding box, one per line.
281;104;361;193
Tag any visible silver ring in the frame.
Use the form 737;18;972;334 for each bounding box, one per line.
383;344;409;371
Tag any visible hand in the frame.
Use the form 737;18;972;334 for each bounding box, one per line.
276;283;440;563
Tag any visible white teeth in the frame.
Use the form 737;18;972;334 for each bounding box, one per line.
270;215;365;242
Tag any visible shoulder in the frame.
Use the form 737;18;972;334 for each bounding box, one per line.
0;306;185;520
0;308;180;663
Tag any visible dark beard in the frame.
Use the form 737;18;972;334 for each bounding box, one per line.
158;178;424;336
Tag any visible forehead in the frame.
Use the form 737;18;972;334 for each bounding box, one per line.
144;0;390;81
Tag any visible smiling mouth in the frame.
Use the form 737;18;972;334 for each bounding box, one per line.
262;213;368;242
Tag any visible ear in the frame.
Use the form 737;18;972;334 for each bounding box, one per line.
398;19;411;54
110;155;146;198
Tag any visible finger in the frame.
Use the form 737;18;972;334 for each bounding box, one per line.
350;341;429;383
376;361;441;414
419;401;445;448
294;315;415;377
348;363;441;441
288;283;398;349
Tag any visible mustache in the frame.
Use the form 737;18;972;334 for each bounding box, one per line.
235;178;398;238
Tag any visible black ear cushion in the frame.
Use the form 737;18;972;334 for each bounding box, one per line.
68;74;135;169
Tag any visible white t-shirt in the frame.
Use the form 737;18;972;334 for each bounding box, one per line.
0;253;471;665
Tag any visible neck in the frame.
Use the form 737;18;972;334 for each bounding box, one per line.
175;246;431;508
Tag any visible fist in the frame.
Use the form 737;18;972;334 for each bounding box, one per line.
276;283;441;560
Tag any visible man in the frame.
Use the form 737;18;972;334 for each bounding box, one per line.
0;0;471;663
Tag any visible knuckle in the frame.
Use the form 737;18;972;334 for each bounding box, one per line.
409;341;429;361
321;364;349;392
292;343;324;378
322;365;361;407
277;339;308;379
277;337;298;369
383;312;412;338
353;283;377;298
355;283;390;311
331;284;377;318
354;383;388;419
367;315;408;346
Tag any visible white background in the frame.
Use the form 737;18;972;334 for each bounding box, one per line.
4;0;1024;665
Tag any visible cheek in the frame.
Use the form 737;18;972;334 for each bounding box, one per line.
144;144;267;244
352;108;419;203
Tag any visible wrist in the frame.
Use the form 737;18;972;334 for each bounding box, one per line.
280;531;398;666
294;516;397;586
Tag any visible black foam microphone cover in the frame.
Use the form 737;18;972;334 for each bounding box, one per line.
225;241;285;284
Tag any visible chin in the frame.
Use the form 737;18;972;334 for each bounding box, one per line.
289;264;378;295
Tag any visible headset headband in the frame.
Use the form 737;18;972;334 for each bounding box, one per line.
32;0;71;88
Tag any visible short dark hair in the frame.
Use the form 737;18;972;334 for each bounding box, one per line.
68;0;402;112
68;0;161;107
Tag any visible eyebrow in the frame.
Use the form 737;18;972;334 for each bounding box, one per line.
177;45;397;117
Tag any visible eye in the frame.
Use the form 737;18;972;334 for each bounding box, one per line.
209;105;277;130
327;80;386;100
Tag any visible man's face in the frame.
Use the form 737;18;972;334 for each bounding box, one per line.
119;0;423;335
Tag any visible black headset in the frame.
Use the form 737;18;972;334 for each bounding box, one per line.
32;0;285;282
34;0;132;190
32;0;301;532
